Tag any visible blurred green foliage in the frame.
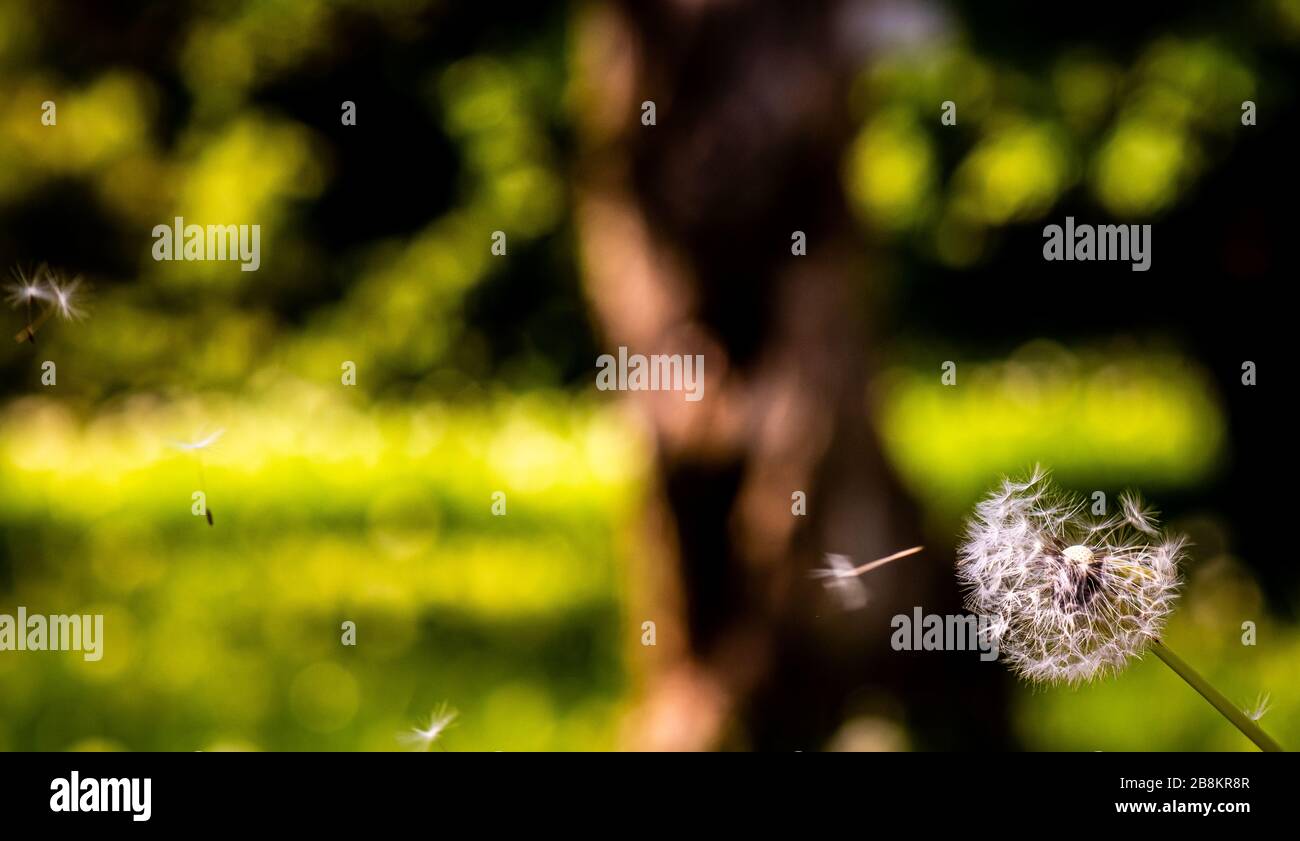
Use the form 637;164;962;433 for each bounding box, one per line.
879;341;1225;516
1;0;622;751
0;389;642;750
844;33;1257;265
1;0;1295;751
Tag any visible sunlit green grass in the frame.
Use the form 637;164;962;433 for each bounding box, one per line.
2;352;1294;751
878;342;1225;517
0;385;643;751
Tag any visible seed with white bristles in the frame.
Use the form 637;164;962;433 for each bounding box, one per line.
401;704;458;751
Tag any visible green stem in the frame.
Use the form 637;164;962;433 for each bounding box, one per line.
1150;640;1284;752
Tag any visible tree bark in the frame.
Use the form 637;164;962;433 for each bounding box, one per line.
574;0;1005;750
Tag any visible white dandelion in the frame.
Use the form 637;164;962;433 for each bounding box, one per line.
8;264;87;343
811;546;924;611
171;428;224;526
958;466;1182;685
1243;691;1271;722
401;704;458;751
47;273;87;321
6;265;51;344
170;428;225;452
4;265;50;308
812;554;869;610
959;467;1282;751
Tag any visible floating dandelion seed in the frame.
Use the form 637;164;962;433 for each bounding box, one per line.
1244;692;1272;722
401;704;457;751
813;554;868;610
47;273;86;321
4;266;49;308
8;264;87;343
959;467;1283;751
6;265;51;344
171;429;225;452
171;428;224;526
811;546;924;610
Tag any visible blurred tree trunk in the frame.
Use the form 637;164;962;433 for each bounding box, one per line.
574;0;1005;750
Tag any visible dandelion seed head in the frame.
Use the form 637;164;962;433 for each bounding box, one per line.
957;467;1183;685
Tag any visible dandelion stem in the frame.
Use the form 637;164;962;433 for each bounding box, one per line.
196;457;214;526
13;305;54;343
1150;640;1284;752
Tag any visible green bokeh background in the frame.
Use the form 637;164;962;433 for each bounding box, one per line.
1;0;1296;750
